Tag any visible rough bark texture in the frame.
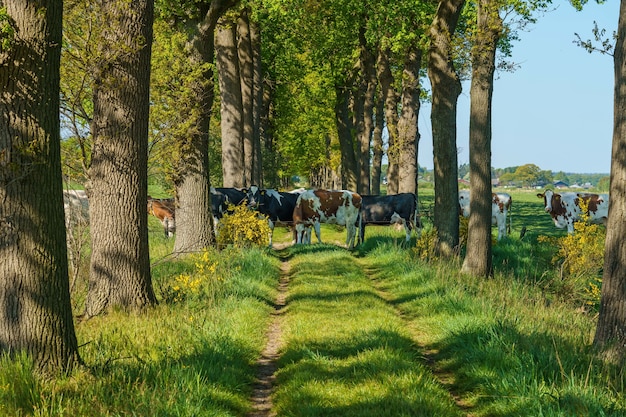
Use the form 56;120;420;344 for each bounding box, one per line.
251;18;264;186
428;0;465;257
0;0;81;374
397;45;422;195
377;47;399;194
216;15;244;188
371;93;384;195
238;9;255;187
334;84;358;191
86;0;156;317
173;0;236;254
461;0;501;278
594;0;626;362
356;28;376;194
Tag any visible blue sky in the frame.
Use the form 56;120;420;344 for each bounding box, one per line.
417;1;618;174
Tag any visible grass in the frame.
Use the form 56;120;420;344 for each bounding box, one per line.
1;188;624;416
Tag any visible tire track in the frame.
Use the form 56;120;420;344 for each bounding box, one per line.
247;257;290;417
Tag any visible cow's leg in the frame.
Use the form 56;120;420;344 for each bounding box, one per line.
313;222;321;243
295;224;304;244
268;220;275;248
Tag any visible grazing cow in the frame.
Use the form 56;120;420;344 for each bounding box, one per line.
536;189;609;233
148;196;176;238
458;190;512;240
359;193;421;243
246;186;303;247
210;187;247;224
63;189;90;228
292;189;362;249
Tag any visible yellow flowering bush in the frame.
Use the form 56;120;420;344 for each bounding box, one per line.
413;226;440;262
538;198;605;308
215;203;271;249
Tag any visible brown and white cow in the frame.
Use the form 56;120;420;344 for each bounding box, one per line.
292;189;362;249
458;190;512;240
148;196;176;238
536;189;609;233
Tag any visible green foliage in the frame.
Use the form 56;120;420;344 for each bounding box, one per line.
412;224;440;262
0;7;15;54
216;203;271;248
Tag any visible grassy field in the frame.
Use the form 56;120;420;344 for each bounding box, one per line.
1;187;623;416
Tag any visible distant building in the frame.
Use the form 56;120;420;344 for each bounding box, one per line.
553;180;569;189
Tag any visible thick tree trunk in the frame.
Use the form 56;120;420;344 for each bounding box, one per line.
371;93;384;195
397;45;422;195
594;0;626;362
86;0;156;317
251;18;264;186
428;0;465;256
357;28;376;195
461;0;501;278
377;47;399;194
334;84;358;191
173;0;236;254
238;9;255;187
216;16;244;188
0;0;81;374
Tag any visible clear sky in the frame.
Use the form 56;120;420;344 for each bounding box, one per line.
417;1;618;175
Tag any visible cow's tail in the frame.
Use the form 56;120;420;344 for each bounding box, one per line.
413;194;422;238
507;196;513;235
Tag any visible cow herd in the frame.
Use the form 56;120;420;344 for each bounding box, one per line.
63;187;611;249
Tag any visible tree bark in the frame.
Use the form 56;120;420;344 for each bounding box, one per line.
85;0;156;317
0;0;81;374
216;15;245;188
397;44;422;195
250;17;264;186
334;83;358;191
594;0;626;362
173;0;237;255
371;92;385;195
377;47;399;194
428;0;465;256
461;0;501;278
238;8;255;187
356;28;376;195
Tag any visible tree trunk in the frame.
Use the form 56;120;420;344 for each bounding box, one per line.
173;0;236;254
594;0;626;363
251;18;264;186
216;15;244;188
334;83;358;191
397;44;422;195
238;9;255;187
85;0;156;317
371;92;384;195
357;28;376;195
0;0;81;375
377;47;399;194
428;0;465;256
461;0;501;278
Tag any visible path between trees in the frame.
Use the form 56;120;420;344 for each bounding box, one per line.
246;248;470;417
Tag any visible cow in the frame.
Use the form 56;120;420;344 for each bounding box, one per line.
148;196;176;238
245;186;304;247
359;193;421;243
536;189;609;233
292;189;362;249
209;187;247;229
458;190;512;240
63;189;90;228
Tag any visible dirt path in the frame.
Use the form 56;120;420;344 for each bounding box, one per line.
247;257;290;417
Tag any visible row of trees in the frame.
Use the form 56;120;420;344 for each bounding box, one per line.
1;0;625;375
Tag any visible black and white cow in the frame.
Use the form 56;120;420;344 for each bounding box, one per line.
245;186;304;247
359;193;421;243
210;187;247;225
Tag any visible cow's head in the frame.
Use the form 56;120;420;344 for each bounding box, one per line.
245;186;262;208
537;189;556;213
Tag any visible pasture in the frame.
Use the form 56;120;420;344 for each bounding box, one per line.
3;186;621;416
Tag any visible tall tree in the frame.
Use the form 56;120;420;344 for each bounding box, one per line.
238;7;256;186
377;46;400;194
594;0;626;362
356;25;376;195
216;13;245;188
428;0;465;257
461;0;502;277
397;43;422;194
0;0;80;373
85;0;156;317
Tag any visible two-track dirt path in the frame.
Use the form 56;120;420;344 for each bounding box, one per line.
247;255;290;417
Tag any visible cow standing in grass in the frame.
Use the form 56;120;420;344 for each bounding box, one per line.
359;193;421;243
537;189;608;233
148;196;176;238
458;190;512;240
292;189;362;249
